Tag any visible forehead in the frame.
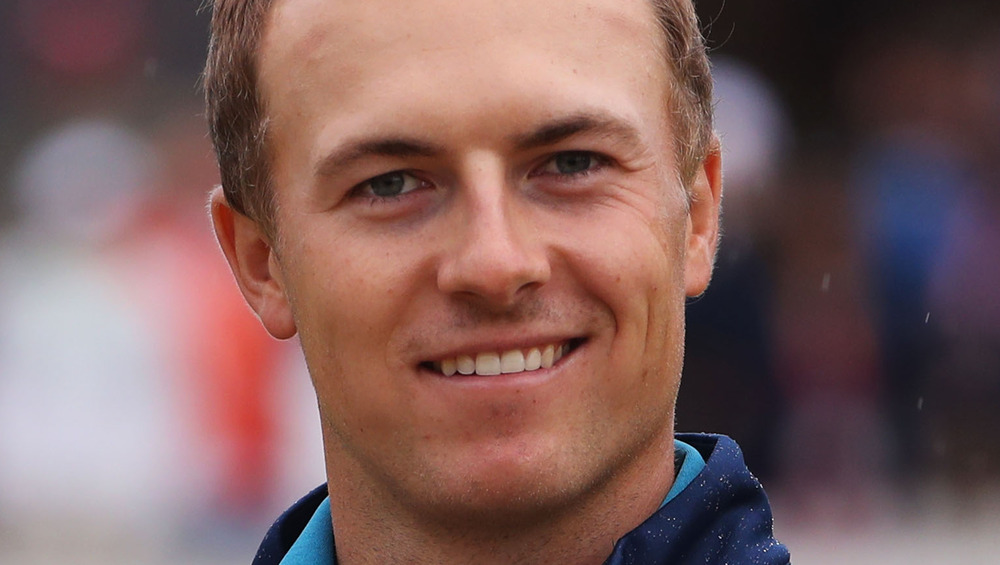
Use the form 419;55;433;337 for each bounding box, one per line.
258;0;669;164
261;0;662;62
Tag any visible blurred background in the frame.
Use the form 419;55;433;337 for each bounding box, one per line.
0;0;997;563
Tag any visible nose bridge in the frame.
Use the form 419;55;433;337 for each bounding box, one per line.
437;176;550;305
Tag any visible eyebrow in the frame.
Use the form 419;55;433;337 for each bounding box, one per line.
511;112;644;151
314;111;643;178
315;137;441;178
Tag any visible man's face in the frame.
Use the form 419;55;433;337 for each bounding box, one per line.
240;0;719;522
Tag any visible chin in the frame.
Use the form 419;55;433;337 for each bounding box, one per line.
411;436;607;526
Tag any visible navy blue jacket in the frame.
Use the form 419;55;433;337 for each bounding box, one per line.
252;434;790;564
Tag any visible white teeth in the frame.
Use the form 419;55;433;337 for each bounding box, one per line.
525;348;542;371
456;355;476;375
541;344;555;369
500;350;525;373
434;343;572;376
475;352;501;376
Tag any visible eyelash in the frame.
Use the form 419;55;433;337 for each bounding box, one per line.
350;171;431;205
531;151;611;179
349;150;611;205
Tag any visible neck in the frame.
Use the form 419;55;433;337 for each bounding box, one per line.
326;436;676;565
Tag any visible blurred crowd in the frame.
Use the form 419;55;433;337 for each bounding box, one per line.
0;1;324;561
0;0;997;560
682;0;1000;522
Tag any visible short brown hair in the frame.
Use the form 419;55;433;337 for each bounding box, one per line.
204;0;714;236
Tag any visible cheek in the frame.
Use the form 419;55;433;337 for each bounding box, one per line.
280;231;423;412
285;224;420;331
550;216;686;439
561;199;686;313
556;204;688;367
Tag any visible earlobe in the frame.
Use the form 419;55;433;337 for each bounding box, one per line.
209;187;298;339
683;139;723;297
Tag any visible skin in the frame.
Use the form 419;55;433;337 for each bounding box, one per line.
211;0;722;563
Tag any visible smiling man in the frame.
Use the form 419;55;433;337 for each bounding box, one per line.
204;0;788;563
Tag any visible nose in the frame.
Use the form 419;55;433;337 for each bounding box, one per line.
436;188;551;308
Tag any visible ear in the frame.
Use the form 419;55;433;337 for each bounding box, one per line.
683;139;723;297
209;186;297;339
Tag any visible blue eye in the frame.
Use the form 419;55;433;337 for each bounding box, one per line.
361;171;425;198
537;151;605;176
555;152;595;174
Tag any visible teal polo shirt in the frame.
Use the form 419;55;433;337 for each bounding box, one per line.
280;439;707;564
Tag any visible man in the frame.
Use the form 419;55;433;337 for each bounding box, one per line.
205;0;790;563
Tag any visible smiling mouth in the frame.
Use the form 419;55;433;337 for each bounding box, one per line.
421;338;585;377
